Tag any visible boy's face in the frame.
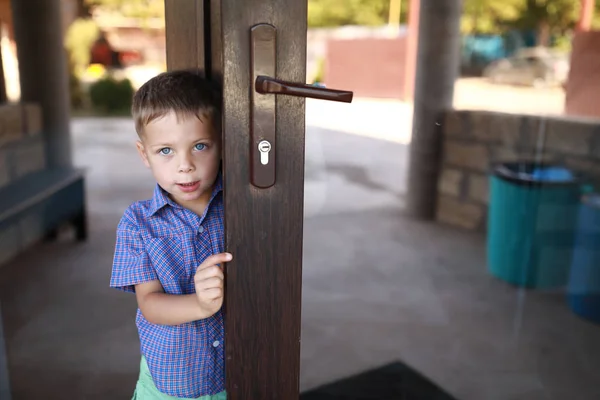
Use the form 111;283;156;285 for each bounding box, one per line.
136;111;221;209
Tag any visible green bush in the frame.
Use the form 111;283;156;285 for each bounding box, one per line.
89;77;134;113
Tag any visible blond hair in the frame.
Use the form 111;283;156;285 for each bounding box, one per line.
131;69;221;136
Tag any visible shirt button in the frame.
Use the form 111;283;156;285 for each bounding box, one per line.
213;340;220;347
199;226;204;233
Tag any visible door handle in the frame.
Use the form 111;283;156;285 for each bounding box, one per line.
255;76;353;103
250;23;353;189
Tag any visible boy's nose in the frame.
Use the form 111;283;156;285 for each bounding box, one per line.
178;155;195;173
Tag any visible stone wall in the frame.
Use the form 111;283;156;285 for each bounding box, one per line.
436;110;600;231
0;103;45;189
0;102;46;265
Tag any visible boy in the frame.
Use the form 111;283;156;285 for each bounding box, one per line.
110;70;231;400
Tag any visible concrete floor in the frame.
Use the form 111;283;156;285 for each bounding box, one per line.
1;102;600;399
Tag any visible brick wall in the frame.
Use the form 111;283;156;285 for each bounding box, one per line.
0;102;46;266
325;37;409;100
436;110;600;231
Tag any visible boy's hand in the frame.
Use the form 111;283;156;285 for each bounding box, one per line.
194;252;232;316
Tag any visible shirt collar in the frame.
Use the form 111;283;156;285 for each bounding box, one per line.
146;171;223;218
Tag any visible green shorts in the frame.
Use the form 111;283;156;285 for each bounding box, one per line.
132;355;227;400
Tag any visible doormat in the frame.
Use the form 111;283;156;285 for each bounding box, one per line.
299;361;459;400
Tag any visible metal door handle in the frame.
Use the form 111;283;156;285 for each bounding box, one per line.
250;23;353;189
255;76;353;103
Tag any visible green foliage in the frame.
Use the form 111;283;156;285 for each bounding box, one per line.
64;18;100;77
308;0;392;27
511;0;579;34
553;33;574;51
461;0;523;34
313;58;325;83
461;0;581;35
460;0;587;47
89;76;134;113
85;0;165;19
307;0;587;44
594;2;600;29
81;0;599;35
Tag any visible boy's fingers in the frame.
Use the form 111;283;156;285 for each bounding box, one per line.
203;287;223;300
194;265;225;284
197;276;223;290
195;265;224;279
195;268;224;287
197;253;232;271
197;287;223;301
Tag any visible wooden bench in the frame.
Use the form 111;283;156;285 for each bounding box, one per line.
0;168;87;243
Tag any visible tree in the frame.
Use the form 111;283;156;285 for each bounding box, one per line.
307;0;393;27
461;0;523;34
461;0;590;48
511;0;580;46
594;1;600;29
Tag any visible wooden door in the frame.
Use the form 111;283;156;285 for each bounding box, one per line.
165;1;351;398
213;1;307;399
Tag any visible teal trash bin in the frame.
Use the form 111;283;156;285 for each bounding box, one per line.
567;194;600;323
487;162;582;289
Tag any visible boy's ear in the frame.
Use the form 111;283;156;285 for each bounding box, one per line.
136;140;151;168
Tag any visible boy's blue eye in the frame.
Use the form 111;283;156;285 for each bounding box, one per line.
194;143;206;151
159;148;172;155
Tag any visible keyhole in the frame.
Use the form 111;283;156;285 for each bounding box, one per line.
258;140;271;165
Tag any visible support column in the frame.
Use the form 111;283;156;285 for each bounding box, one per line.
10;0;72;168
403;0;420;102
406;0;462;219
576;0;595;32
0;38;7;104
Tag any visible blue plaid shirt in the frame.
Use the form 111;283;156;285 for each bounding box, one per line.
110;174;225;398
